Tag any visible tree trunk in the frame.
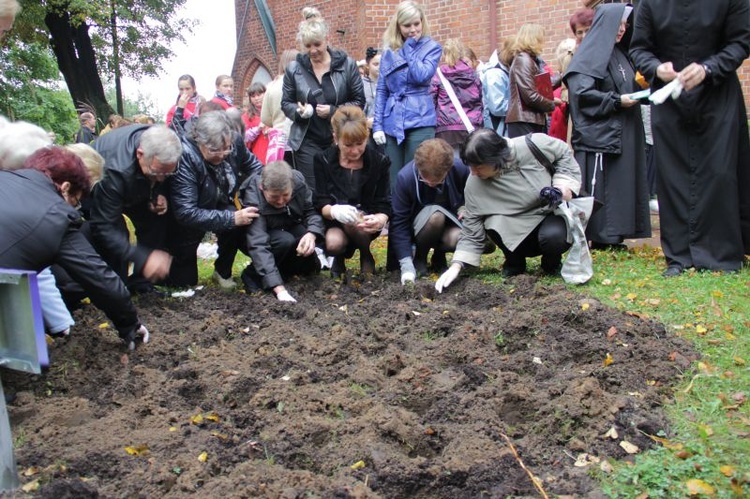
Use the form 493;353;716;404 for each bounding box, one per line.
44;8;114;123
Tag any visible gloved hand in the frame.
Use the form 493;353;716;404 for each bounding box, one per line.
277;290;297;303
539;186;563;208
435;263;462;293
373;131;386;146
299;103;314;119
399;257;416;285
330;204;360;225
119;323;150;351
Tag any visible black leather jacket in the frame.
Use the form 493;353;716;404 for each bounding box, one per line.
90;125;163;274
281;48;366;151
0;169;139;336
169;132;262;238
239;170;325;289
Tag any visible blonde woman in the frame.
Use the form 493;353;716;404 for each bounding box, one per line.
210;74;235;109
506;24;558;138
373;1;442;187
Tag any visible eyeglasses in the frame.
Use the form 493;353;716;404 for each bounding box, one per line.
418;173;446;189
69;193;82;210
206;144;234;156
144;160;176;179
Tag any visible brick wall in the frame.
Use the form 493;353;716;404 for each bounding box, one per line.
233;0;750;114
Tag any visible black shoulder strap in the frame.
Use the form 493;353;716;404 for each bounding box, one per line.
524;134;555;176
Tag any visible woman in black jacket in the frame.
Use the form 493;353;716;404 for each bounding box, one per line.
313;106;391;277
282;18;365;189
168;111;263;287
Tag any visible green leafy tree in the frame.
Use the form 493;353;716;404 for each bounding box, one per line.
11;0;194;121
0;40;78;142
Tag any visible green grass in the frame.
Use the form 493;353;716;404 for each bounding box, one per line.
197;239;749;497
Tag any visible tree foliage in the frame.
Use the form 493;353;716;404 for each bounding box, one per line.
8;0;195;120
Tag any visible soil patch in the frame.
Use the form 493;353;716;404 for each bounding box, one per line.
3;273;695;497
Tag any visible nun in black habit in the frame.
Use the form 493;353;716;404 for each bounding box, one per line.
563;3;651;248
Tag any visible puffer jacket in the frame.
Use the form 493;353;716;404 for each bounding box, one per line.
169;132;262;239
506;51;555;126
281;48;365;151
239;170;325;289
430;60;484;133
373;36;442;144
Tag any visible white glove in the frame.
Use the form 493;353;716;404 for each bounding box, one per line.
299;104;314;119
330;204;360;225
277;290;297;302
399;257;416;285
137;324;150;344
373;131;386;145
435;263;462;293
649;78;683;105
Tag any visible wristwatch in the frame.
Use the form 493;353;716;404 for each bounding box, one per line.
702;64;712;79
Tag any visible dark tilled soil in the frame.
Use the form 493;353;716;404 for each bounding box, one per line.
2;273;695;498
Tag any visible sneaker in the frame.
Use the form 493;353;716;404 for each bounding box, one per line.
649;198;659;213
212;271;237;289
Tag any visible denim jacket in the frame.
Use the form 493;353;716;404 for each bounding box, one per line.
373;36;442;144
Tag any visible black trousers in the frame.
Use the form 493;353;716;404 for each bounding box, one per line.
487;214;569;272
167;225;248;288
264;225;320;280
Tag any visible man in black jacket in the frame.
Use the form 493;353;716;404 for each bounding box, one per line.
90;124;182;293
239;161;324;302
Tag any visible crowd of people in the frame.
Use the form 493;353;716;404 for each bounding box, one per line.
1;0;748;350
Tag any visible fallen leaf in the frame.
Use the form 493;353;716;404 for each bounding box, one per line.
124;444;150;456
424;427;436;435
412;311;421;316
730;478;744;495
574;453;600;467
646;380;657;386
21;479;40;493
733;356;746;366
626;292;637;301
606;326;617;339
600;460;614;473
732;392;746;404
619;440;639;454
605;426;619;439
191;413;204;425
98;322;110;329
532;357;543;365
720;465;735;477
169;426;177;432
646;298;661;306
645;434;683;450
350;460;365;470
675;450;693;459
698;424;714;438
211;431;229;441
198;451;208;462
601;278;612;285
204;412;220;423
696;325;708;334
686;478;715;496
603;353;614;367
220;370;240;377
22;467;40;477
581;302;590;311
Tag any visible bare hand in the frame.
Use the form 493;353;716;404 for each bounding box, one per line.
149;194;168;215
357;214;387;234
177;90;190;109
619;95;639;108
296;232;317;256
678;62;707;91
142;250;172;281
561;187;574;201
656;62;678;83
315;104;331;119
553;97;564;106
234;206;259;226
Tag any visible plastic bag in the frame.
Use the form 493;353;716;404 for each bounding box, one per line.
554;197;595;285
265;128;287;164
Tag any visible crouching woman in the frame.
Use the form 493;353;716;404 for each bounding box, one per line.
435;128;581;292
239;161;324;302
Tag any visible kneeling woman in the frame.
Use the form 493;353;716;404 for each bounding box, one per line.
435;129;581;292
240;161;324;302
313;106;391;276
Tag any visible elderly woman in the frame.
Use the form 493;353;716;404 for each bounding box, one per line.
373;1;441;186
391;138;477;284
239;161;324;302
313;106;391;277
435;129;581;292
506;24;558;138
168;110;263;288
0;146;148;349
282;18;365;189
564;3;651;250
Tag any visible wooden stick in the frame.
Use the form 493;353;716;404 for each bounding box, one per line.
500;433;549;499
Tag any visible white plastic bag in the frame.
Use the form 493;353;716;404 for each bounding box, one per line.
554;197;595;285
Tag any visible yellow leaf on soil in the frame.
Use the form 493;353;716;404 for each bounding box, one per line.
581;303;590;311
695;325;707;334
719;465;735;477
21;479;40;492
619;440;639;454
169;426;178;432
711;290;723;298
604;426;618;439
350;460;366;470
603;353;614;367
22;467;40;477
205;412;220;422
686;478;715;496
98;322;110;329
626;293;637;301
124;444;149;456
645;433;683;450
198;451;208;462
191;414;204;425
733;357;746;366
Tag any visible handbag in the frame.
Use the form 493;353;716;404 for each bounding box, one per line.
436;68;475;133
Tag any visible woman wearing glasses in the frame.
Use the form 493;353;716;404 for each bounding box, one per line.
168;111;263;288
313;106;391;277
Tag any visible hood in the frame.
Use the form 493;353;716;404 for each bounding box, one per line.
439;60;478;90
